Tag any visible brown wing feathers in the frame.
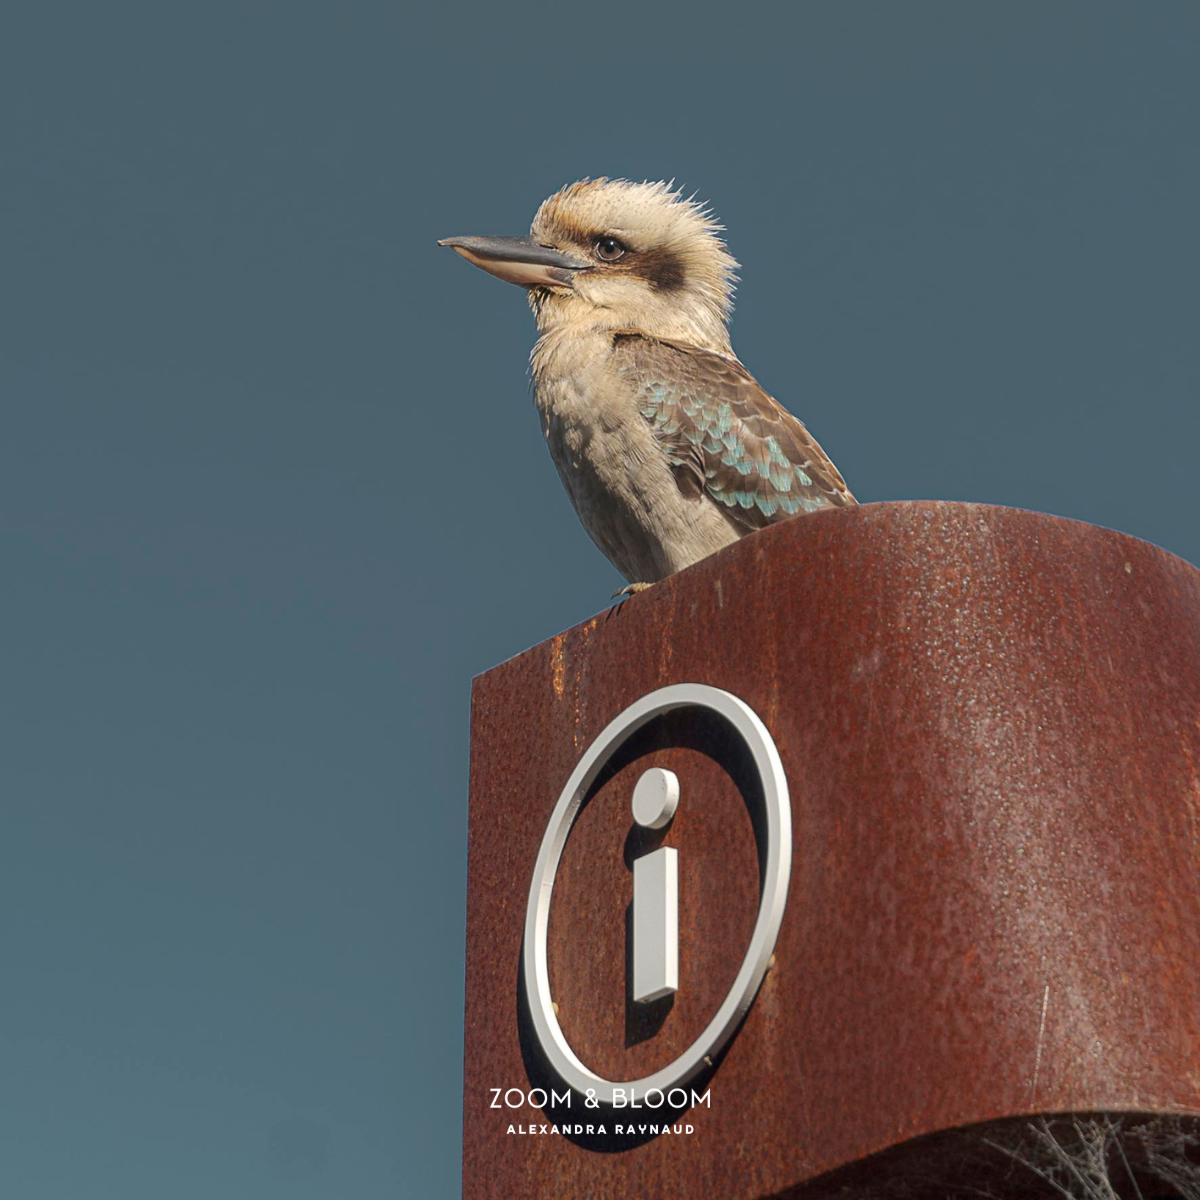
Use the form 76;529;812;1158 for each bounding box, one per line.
614;333;855;533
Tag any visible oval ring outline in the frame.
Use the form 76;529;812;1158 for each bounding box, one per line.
521;683;793;1105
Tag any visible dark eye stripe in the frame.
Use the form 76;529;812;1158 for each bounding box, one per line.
635;246;685;292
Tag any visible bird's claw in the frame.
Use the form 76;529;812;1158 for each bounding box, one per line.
611;582;653;600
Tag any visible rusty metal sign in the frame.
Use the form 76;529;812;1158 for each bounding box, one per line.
463;502;1200;1199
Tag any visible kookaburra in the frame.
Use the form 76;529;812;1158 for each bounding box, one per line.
440;178;855;593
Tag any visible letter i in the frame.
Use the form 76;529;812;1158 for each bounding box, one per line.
631;768;679;1003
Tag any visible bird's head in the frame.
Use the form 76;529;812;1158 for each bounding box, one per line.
439;179;739;351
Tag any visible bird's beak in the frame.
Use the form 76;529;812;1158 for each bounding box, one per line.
437;235;592;289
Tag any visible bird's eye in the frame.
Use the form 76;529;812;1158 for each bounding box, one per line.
595;236;626;262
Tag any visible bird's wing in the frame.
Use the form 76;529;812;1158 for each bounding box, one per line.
613;333;855;533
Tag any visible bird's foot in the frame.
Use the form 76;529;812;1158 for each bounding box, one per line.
611;581;653;600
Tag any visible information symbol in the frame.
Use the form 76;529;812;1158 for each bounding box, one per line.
631;768;680;1004
523;683;792;1106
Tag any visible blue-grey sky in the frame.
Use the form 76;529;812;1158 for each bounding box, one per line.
2;3;1197;1196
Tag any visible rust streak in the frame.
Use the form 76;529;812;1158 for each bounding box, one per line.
1031;983;1050;1103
